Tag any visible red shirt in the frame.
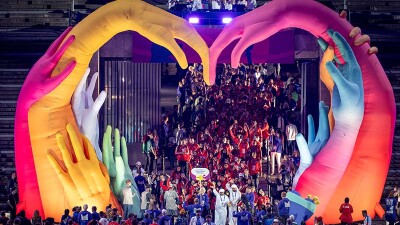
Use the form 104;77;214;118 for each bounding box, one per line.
176;145;190;162
339;203;353;223
248;158;261;175
160;179;170;192
239;141;249;158
256;195;270;210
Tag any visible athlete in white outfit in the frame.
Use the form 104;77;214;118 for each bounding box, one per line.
212;185;229;225
226;182;241;225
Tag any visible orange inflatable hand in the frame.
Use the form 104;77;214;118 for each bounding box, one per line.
47;124;120;211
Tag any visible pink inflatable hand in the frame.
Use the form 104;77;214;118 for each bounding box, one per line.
14;26;76;218
210;2;395;224
18;27;76;106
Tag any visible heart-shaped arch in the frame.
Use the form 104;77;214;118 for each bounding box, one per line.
14;0;395;223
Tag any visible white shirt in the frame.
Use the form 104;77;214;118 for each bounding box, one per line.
213;189;229;209
122;186;134;204
363;216;371;225
189;217;205;225
286;123;298;141
99;218;109;225
141;191;149;210
226;183;241;206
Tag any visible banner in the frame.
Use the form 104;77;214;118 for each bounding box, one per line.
132;27;295;64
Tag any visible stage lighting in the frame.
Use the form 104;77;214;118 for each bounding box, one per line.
222;17;232;24
188;17;199;24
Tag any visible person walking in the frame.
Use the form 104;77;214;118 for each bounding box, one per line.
122;180;135;219
212;183;229;225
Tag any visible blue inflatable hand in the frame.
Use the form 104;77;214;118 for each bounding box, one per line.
287;191;317;224
292;102;330;188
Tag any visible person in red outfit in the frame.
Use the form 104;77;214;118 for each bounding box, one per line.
248;152;261;188
255;189;270;210
175;139;190;174
339;197;353;225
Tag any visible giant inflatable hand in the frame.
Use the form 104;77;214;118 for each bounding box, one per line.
295;30;364;220
19;0;209;219
102;126;141;216
292;102;329;189
72;68;107;161
14;27;76;218
210;1;395;223
47;123;120;211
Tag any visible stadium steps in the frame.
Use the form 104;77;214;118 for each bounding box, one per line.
0;68;30;210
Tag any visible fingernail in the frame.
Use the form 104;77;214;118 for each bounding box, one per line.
354;38;362;46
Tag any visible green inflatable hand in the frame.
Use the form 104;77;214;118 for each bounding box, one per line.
102;125;141;215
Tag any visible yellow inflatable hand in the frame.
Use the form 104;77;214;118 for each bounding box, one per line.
47;124;117;209
318;44;335;132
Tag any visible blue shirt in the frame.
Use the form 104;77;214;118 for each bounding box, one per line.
135;175;147;193
146;209;162;219
385;197;398;220
73;212;80;223
278;198;290;216
78;211;92;225
159;215;171;225
61;215;71;225
233;211;252;225
175;216;188;225
245;193;255;208
91;212;100;221
143;218;152;225
183;202;203;219
196;194;210;210
256;210;266;223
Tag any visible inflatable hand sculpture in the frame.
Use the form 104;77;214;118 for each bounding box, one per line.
102;126;141;216
14;27;76;218
294;30;364;220
287;191;318;224
16;0;208;219
210;0;395;223
73;68;107;161
47;124;116;208
292;102;329;189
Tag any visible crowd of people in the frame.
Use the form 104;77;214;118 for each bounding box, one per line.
139;63;303;224
2;63;399;225
168;0;258;11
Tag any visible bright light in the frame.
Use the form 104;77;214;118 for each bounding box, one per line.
188;17;199;24
222;17;232;24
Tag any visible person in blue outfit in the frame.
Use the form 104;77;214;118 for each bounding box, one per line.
278;192;290;225
183;198;203;219
146;203;162;220
142;213;152;225
233;205;252;225
175;210;189;225
196;187;210;217
73;206;81;223
91;206;100;221
78;204;92;225
256;205;267;225
385;191;398;225
245;187;255;213
60;209;71;225
158;210;171;225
